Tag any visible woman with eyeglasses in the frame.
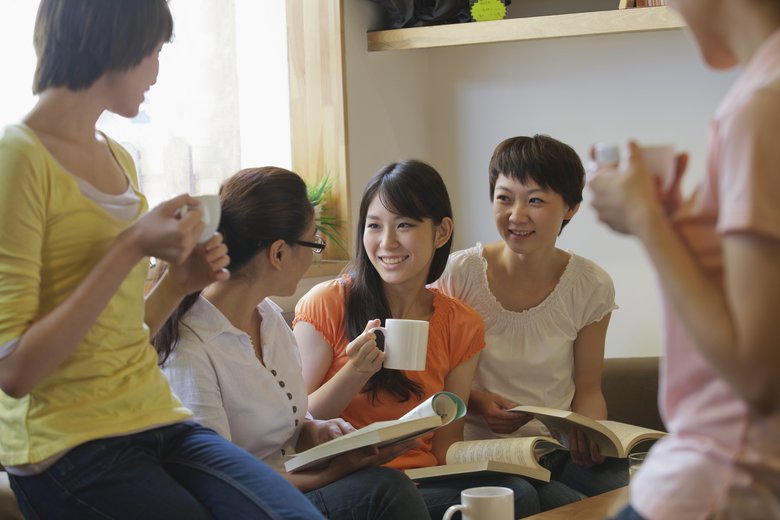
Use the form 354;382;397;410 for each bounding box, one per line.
153;167;431;520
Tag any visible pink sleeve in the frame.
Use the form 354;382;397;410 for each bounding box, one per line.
717;90;780;240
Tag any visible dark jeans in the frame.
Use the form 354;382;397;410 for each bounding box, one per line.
306;466;430;519
9;422;323;519
610;504;646;520
538;450;629;501
418;472;542;519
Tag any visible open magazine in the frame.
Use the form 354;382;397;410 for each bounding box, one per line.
284;391;466;473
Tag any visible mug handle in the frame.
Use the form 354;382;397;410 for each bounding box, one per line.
368;326;386;352
443;504;467;520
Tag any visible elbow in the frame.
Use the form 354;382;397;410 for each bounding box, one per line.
0;361;34;399
0;376;32;399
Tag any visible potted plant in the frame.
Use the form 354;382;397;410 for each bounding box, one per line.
307;175;348;257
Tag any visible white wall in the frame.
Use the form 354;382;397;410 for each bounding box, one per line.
279;2;738;359
427;30;738;358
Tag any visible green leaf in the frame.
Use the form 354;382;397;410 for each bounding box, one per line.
307;175;333;207
307;173;348;255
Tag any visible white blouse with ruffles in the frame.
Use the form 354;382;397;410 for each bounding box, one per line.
433;244;617;441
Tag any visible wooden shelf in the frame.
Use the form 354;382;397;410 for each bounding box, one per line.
367;7;684;52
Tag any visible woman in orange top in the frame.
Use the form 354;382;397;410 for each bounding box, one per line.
294;160;542;518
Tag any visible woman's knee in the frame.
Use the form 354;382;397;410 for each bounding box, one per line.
354;466;418;496
474;475;541;516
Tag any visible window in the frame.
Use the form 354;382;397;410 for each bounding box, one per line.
101;0;293;207
2;0;350;269
2;1;291;208
1;2;38;125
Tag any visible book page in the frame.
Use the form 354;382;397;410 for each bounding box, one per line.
400;391;465;425
406;459;550;483
511;405;622;457
446;437;560;468
321;419;400;444
598;420;665;452
284;414;442;472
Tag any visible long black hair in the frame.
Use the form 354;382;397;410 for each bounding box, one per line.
153;167;314;364
346;160;454;403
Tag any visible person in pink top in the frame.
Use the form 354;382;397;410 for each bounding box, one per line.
589;1;780;518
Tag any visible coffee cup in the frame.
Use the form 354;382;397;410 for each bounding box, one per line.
183;194;221;244
633;144;676;190
371;319;428;371
594;143;676;189
443;486;514;520
593;142;621;167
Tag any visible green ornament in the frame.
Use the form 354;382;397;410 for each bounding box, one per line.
471;0;507;21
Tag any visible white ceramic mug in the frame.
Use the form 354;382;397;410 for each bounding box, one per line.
371;319;428;371
594;143;676;190
443;486;514;520
184;194;221;244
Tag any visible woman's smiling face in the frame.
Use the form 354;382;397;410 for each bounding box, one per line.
493;174;578;256
362;194;440;289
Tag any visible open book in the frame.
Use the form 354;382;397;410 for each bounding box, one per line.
284;391;466;473
509;405;666;458
405;436;563;482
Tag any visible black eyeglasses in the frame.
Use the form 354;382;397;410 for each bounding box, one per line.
259;236;326;254
296;236;326;254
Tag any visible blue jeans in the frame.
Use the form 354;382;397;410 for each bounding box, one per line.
417;473;541;518
537;450;629;503
528;477;586;512
610;504;646;520
9;422;323;520
306;466;430;519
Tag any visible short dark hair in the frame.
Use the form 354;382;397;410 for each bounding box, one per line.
33;0;174;93
488;135;584;231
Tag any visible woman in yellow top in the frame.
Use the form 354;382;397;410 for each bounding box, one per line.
0;1;323;519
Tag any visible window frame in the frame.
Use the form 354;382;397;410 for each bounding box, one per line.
286;0;351;272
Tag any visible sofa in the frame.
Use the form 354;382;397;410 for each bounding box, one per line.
0;471;21;520
0;357;662;516
602;356;664;432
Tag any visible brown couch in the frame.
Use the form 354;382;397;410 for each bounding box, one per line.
0;471;22;520
602;356;665;432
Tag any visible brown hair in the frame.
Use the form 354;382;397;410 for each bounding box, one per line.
153;167;314;364
32;0;173;93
